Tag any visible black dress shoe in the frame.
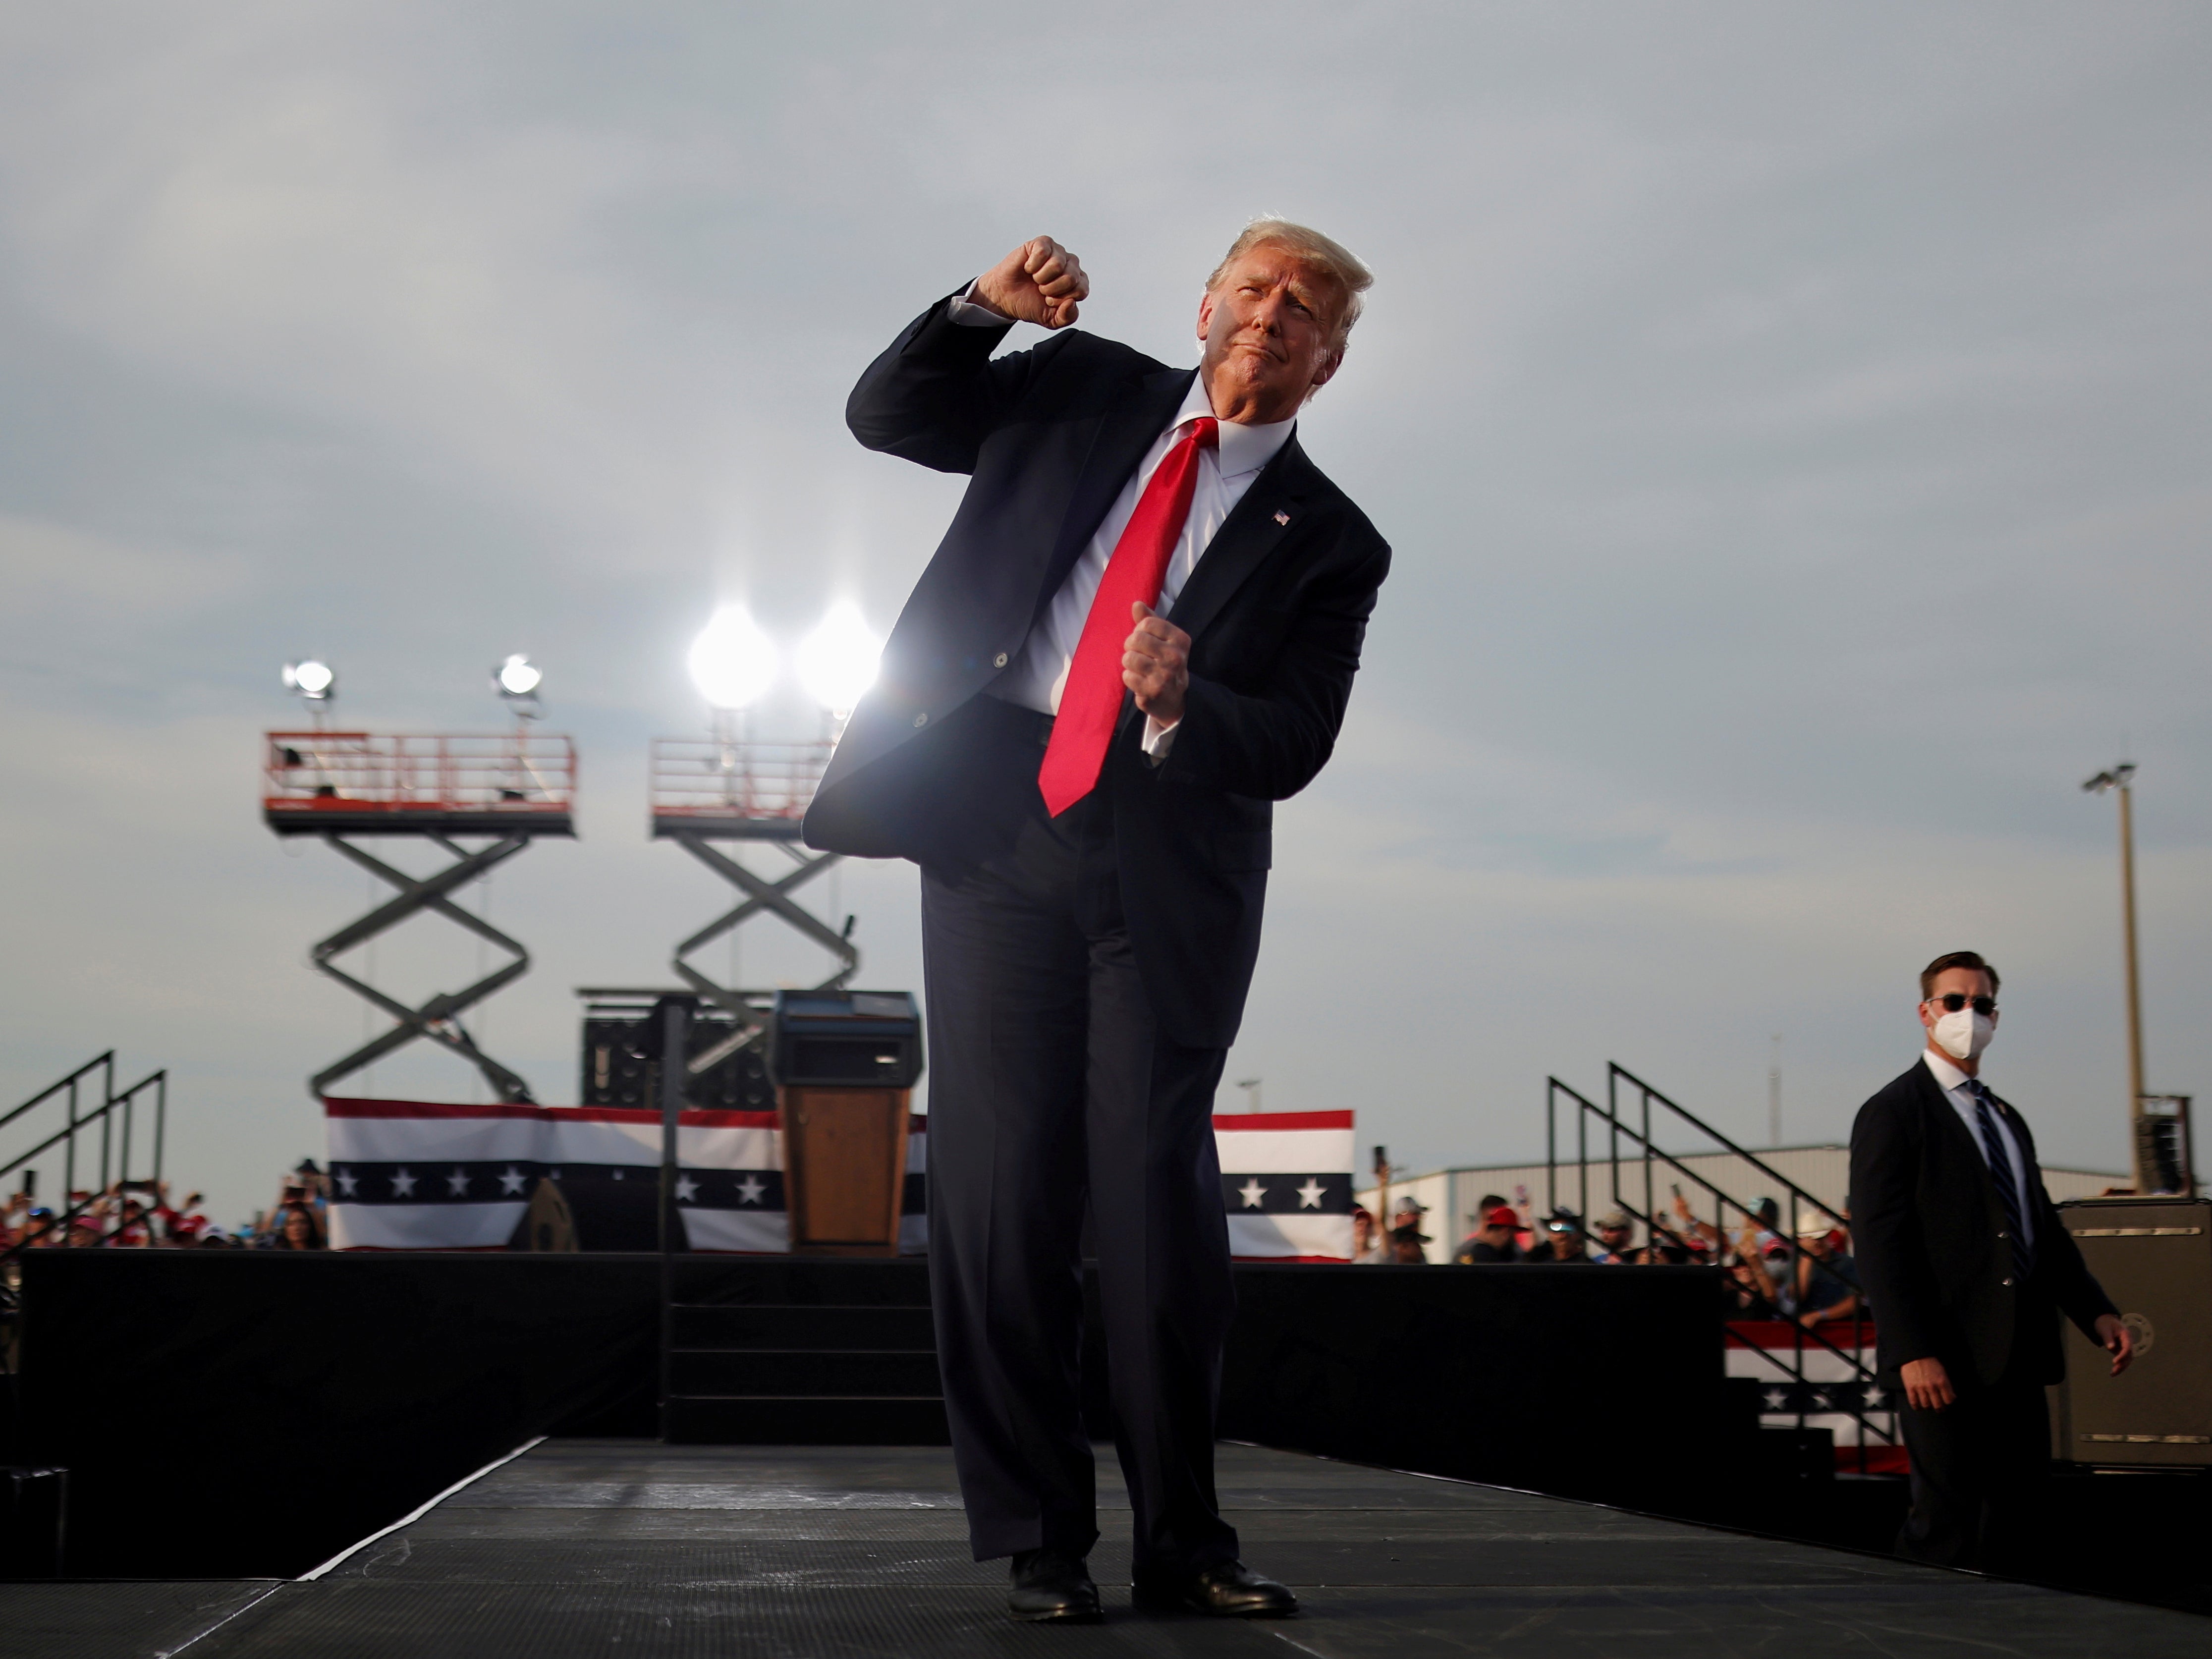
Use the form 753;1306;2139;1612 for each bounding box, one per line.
1008;1548;1102;1623
1133;1559;1299;1617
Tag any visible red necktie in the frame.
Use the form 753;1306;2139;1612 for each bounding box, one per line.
1038;416;1218;816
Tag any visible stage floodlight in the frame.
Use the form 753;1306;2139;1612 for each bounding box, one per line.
494;653;544;720
796;601;882;717
496;654;543;697
283;660;335;701
689;605;777;710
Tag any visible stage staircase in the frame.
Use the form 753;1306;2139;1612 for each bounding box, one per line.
661;1256;950;1445
1548;1062;1901;1475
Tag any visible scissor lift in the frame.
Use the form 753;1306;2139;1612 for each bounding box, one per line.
649;731;855;1079
264;730;576;1102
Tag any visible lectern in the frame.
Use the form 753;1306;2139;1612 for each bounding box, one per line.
769;991;924;1256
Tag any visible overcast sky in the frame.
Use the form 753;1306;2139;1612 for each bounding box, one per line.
4;3;2208;1228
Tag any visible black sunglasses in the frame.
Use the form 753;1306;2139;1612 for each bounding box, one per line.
1930;993;1996;1016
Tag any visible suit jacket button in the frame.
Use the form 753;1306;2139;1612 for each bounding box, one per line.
994;652;1009;668
912;712;928;728
2002;1277;2014;1287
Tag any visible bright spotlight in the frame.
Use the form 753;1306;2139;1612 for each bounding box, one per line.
688;606;777;710
796;602;882;716
283;660;335;700
496;654;543;697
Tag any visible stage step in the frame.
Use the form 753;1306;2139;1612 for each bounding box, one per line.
669;1347;943;1397
661;1263;947;1446
668;1256;932;1307
669;1303;937;1350
664;1394;951;1446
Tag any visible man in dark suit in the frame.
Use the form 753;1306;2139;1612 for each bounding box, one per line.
1850;950;2134;1570
806;223;1388;1621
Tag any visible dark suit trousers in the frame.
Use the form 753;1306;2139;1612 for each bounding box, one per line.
1895;1326;2053;1572
917;696;1239;1572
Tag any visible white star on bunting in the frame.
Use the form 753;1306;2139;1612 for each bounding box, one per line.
498;1166;527;1195
674;1175;699;1203
1296;1178;1326;1209
336;1170;358;1198
735;1175;766;1205
446;1168;470;1197
1238;1178;1267;1209
389;1168;415;1198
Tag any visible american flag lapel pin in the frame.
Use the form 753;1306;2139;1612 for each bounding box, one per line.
1273;509;1290;526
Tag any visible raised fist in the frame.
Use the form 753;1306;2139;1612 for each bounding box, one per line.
972;236;1089;330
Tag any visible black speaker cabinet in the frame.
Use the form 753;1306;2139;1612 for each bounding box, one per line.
2054;1196;2211;1467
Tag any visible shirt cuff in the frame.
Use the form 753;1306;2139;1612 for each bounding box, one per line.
947;280;1012;328
1141;715;1180;761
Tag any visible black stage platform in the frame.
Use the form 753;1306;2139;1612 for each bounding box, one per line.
4;1438;2205;1658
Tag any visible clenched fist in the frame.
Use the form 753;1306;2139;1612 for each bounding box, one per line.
973;236;1089;330
1123;602;1189;725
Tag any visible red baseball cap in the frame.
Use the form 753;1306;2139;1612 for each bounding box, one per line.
1484;1206;1518;1228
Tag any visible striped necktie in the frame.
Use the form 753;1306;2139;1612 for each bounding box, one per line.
1966;1079;2034;1281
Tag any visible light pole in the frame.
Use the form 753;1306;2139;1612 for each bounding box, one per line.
2082;763;2148;1188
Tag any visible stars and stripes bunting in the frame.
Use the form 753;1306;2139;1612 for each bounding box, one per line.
325;1100;1354;1261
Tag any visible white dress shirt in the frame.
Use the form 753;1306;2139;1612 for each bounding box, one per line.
1923;1050;2036;1253
948;287;1296;758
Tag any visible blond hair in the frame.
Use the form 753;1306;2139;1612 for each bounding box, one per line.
1206;218;1374;348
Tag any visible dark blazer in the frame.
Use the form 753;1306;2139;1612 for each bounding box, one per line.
803;293;1391;1048
1849;1058;2115;1388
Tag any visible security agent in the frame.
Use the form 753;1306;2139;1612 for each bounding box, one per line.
1849;950;2135;1569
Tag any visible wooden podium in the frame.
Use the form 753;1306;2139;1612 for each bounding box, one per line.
780;1086;911;1256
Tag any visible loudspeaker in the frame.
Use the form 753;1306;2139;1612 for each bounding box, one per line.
579;999;774;1110
768;991;923;1089
2054;1196;2211;1467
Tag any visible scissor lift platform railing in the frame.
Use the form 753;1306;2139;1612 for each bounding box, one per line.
264;730;576;837
648;735;831;841
264;730;576;1104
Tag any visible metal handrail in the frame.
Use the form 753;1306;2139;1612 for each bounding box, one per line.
1548;1066;1895;1470
1;1062;168;1269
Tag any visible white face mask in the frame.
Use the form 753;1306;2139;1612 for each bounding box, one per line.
1932;1008;1994;1062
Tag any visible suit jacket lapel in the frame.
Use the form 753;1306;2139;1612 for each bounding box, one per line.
1162;432;1310;644
1033;367;1194;629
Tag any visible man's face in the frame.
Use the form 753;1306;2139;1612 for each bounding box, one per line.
1480;1222;1512;1248
1598;1224;1631;1253
1197;244;1345;417
1920;967;1996;1040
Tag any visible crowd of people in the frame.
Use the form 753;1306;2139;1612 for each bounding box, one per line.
9;1156;1866;1328
1;1161;332;1254
1350;1189;1867;1327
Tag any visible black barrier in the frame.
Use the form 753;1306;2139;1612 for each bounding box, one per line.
22;1250;1732;1579
19;1252;660;1578
1216;1261;1728;1510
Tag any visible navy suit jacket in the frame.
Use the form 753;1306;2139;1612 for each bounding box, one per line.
1849;1059;2114;1388
803;293;1391;1048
